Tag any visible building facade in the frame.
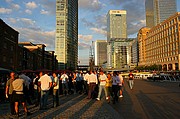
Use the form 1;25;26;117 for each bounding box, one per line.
108;38;136;70
107;10;127;68
55;0;78;70
94;40;107;67
0;19;19;70
139;12;180;71
137;27;151;66
145;0;177;28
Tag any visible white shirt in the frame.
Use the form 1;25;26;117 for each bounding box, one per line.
99;74;107;86
84;73;89;81
60;74;68;83
87;73;98;84
38;74;52;91
118;74;124;86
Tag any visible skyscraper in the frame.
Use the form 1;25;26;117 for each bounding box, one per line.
55;0;78;70
145;0;177;28
94;40;107;66
107;10;127;68
107;10;127;41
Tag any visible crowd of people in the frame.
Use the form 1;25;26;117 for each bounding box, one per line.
3;70;134;118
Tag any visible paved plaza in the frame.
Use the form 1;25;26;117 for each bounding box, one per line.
0;79;180;119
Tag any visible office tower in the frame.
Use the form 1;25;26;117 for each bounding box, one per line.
107;10;127;68
94;40;107;66
55;0;78;70
107;10;127;40
145;0;177;28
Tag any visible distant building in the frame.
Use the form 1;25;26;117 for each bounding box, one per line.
138;12;180;70
0;19;19;70
108;38;136;70
55;0;78;70
107;10;127;68
145;0;177;28
94;40;107;67
137;27;150;66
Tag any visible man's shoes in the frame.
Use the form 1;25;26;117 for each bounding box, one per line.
96;98;100;101
119;95;123;98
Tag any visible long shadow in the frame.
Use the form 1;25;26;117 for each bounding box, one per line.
27;94;86;119
136;90;180;119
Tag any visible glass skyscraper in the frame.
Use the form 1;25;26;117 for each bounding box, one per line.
145;0;177;28
55;0;78;70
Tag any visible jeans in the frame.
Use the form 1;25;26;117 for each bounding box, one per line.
97;85;107;99
53;89;59;107
129;80;134;89
40;90;49;109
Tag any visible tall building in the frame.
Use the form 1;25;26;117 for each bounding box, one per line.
55;0;78;70
138;12;180;71
107;10;127;68
107;10;127;40
94;40;107;66
145;0;177;28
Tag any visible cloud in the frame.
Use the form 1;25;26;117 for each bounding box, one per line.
79;0;104;12
90;27;107;36
78;34;93;42
11;3;20;10
25;9;32;14
40;0;56;15
78;42;90;50
7;18;17;24
0;8;12;14
40;9;49;15
15;27;55;50
19;18;35;26
26;1;38;9
5;0;12;3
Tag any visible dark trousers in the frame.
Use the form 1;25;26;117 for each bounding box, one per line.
53;89;59;107
112;85;119;103
88;83;96;98
9;94;15;115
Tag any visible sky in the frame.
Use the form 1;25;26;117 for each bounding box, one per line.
0;0;180;65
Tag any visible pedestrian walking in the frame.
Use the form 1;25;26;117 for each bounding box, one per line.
87;71;98;99
118;72;124;98
83;71;89;95
112;71;120;104
105;73;113;103
96;71;108;101
53;72;59;107
60;71;69;96
5;72;16;116
38;72;52;110
128;71;134;90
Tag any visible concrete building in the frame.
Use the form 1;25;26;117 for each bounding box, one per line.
108;38;136;70
138;12;180;71
145;0;177;28
137;27;151;66
107;10;127;68
94;40;107;67
0;19;19;70
55;0;78;70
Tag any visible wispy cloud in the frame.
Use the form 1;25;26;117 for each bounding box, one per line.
40;0;56;15
11;3;20;10
25;9;32;14
5;0;12;3
90;27;107;36
0;7;12;14
40;9;49;15
79;0;104;12
26;1;38;9
78;34;93;42
78;42;90;50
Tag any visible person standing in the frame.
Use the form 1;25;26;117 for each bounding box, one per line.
52;72;59;107
96;71;108;101
112;71;120;104
118;72;124;97
12;74;31;117
38;72;52;110
83;71;89;95
5;72;16;116
60;71;69;96
87;71;98;99
128;71;134;90
105;73;113;102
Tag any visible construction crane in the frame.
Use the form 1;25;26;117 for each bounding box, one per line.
89;41;95;71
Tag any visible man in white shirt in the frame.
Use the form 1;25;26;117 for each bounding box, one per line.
53;72;59;107
38;72;52;109
60;71;69;96
83;71;89;95
96;71;107;101
87;71;98;99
